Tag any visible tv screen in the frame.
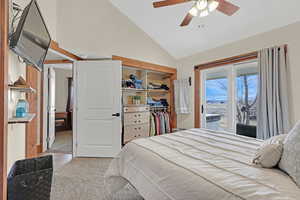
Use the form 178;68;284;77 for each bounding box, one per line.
10;0;51;71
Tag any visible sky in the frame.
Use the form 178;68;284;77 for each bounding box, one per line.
206;75;258;102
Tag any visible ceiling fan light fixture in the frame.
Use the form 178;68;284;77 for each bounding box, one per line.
189;6;198;17
208;0;219;12
196;0;208;10
199;8;209;17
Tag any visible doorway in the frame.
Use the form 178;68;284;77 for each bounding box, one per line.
200;60;258;135
43;64;73;155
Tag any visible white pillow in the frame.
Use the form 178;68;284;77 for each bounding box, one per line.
253;135;286;168
279;121;300;186
264;134;287;145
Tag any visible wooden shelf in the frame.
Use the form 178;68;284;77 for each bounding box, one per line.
8;85;36;93
122;88;147;92
147;89;169;93
8;113;36;124
122;88;169;94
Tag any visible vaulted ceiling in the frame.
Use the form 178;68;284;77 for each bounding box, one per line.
110;0;300;59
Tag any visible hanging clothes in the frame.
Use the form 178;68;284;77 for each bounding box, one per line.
159;112;166;134
164;112;171;133
150;111;171;136
150;114;156;137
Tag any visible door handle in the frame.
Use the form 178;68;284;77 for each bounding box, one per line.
112;113;120;117
201;105;204;114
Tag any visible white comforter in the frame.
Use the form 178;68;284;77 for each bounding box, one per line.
104;129;300;200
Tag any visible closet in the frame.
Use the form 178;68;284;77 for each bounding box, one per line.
113;56;177;144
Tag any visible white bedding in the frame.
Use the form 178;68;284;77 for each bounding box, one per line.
104;129;300;200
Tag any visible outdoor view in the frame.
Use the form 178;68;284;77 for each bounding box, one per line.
205;70;258;131
205;77;228;131
236;74;258;126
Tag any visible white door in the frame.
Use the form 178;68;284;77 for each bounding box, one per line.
48;67;56;148
74;60;122;157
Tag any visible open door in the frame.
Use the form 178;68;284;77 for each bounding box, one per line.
74;60;122;157
47;67;56;148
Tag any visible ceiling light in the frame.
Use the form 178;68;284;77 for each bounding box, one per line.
196;0;208;10
208;0;219;12
189;6;198;17
199;8;209;17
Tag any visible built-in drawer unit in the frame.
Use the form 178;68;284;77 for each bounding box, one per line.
124;112;150;126
123;105;150;144
123;124;149;143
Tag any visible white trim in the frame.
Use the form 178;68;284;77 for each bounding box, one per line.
73;63;78;157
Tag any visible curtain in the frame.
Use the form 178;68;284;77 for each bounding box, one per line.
257;45;290;140
174;79;191;114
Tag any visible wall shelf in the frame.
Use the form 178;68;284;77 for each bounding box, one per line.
8;85;36;93
122;88;169;94
8;113;36;124
122;88;147;92
147;89;169;93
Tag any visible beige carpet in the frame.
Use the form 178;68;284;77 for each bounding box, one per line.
51;157;143;200
50;131;73;154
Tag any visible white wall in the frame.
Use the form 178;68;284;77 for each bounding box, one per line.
56;0;176;67
177;22;300;129
7;0;57;171
54;68;72;112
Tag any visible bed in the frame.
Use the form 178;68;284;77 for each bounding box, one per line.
104;128;300;200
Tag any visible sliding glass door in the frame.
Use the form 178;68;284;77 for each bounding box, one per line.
201;66;234;132
201;61;258;134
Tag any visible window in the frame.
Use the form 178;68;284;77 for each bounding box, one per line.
200;60;258;134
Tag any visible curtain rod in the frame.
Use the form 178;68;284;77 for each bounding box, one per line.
194;44;288;70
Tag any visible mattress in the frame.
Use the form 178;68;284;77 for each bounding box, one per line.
104;129;300;200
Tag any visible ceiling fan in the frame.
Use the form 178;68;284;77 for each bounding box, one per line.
153;0;240;26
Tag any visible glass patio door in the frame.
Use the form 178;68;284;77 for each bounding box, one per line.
201;66;234;132
200;61;258;134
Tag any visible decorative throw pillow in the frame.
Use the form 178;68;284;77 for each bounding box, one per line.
264;134;288;145
279;121;300;186
253;135;285;168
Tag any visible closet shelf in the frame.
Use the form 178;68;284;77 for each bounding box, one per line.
8;85;36;93
147;89;169;93
8;113;36;124
122;88;169;94
122;88;147;92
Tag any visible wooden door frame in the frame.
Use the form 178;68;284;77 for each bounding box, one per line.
0;0;9;198
26;66;40;157
194;52;258;128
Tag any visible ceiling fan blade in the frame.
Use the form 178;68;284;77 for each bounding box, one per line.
216;0;240;16
180;13;193;27
153;0;190;8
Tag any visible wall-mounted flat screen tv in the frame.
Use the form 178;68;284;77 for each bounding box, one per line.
10;0;51;71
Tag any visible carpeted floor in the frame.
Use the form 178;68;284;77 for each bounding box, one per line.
49;131;73;154
51;157;143;200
